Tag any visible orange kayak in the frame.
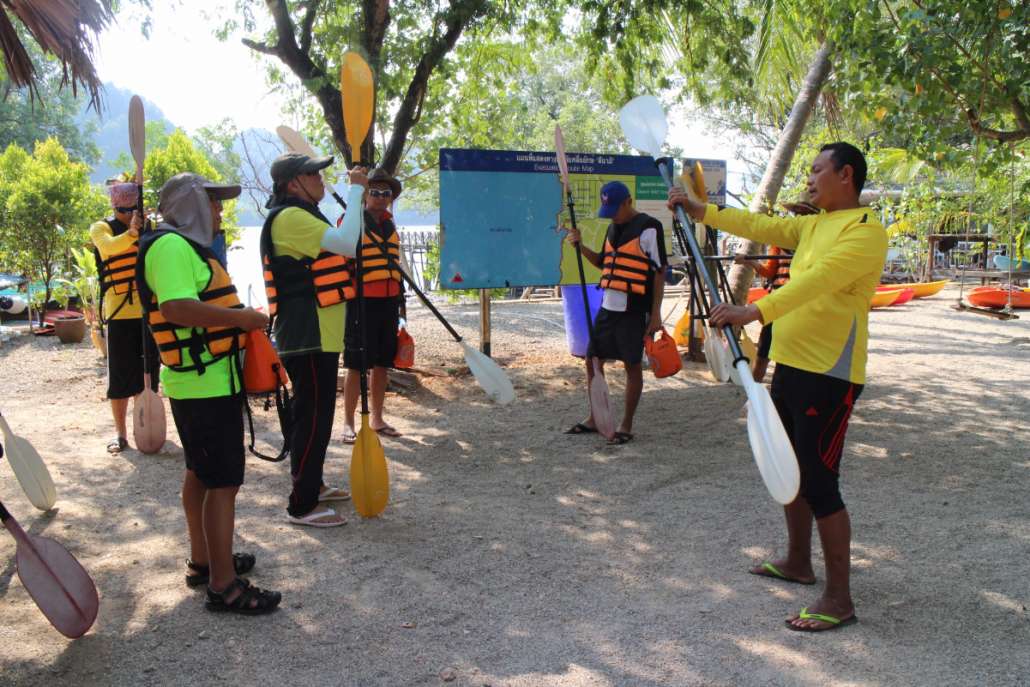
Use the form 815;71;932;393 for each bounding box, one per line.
876;286;914;305
747;287;769;304
966;287;1030;309
871;289;903;308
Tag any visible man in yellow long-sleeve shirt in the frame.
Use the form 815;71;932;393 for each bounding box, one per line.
669;142;887;632
90;182;160;454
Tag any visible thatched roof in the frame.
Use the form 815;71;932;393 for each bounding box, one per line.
0;0;113;111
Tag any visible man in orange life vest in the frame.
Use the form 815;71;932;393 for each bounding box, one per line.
138;173;280;615
90;182;160;454
261;153;365;528
735;244;792;382
564;181;667;445
341;168;405;443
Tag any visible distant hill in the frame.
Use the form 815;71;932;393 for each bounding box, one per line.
80;83;438;227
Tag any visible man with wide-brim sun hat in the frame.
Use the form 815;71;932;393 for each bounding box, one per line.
341;167;406;444
137;172;281;615
89;181;161;454
261;152;365;528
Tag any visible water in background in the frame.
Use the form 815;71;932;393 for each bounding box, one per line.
227;225;439;312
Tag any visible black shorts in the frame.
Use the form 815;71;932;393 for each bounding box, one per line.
770;364;863;519
169;394;245;489
757;323;773;359
344;296;400;370
106;318;160;399
586;308;647;365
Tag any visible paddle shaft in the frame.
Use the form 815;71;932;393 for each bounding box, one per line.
655;158;745;362
327;193;466;344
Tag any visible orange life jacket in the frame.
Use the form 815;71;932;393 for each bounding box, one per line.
599;214;655;295
355;217;402;289
137;231;247;374
765;247;792;290
260;202;355;318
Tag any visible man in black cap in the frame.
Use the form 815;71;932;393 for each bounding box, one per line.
341;168;406;443
261;153;366;527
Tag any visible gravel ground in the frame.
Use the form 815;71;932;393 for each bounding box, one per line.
0;285;1028;686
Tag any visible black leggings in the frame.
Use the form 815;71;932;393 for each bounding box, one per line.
770;364;863;519
283;352;340;517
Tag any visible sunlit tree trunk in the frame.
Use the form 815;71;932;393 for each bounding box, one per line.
727;42;833;304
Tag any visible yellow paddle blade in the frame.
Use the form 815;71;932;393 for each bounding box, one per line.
740;329;757;360
340;51;374;165
691;160;707;200
350;414;388;517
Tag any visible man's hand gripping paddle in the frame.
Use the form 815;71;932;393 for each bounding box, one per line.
128;95;167;455
0;411;56;511
619;95;799;505
340;52;389;518
554;125;615;440
275;126;515;406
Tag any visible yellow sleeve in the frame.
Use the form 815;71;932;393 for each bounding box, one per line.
270;207;330;260
755;221;888;323
89;221;136;259
701;204;808;250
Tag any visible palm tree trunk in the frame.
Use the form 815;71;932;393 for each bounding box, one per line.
727;42;834;305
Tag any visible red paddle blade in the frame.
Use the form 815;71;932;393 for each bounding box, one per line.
7;519;98;638
589;360;616;440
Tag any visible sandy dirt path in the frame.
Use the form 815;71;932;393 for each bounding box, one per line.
1;285;1028;686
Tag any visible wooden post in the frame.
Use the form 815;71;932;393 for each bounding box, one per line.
479;288;491;357
925;236;937;281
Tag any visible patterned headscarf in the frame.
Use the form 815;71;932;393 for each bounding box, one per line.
109;183;137;209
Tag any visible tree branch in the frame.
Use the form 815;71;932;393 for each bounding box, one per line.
300;0;320;55
381;0;489;173
241;38;279;57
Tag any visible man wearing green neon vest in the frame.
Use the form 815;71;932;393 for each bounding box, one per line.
669;142;887;632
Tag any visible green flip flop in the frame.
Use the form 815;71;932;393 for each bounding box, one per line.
785;607;858;632
749;561;816;585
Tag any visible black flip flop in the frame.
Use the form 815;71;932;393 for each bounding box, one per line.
564;423;597;435
607;431;633;445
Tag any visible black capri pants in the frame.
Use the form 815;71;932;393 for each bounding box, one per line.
770;363;863;519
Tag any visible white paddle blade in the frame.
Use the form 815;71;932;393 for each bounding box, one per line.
589;360;616;440
703;327;732;383
0;416;57;511
16;529;99;638
618;95;667;157
128;95;146;173
554;124;570;189
276;125;316;157
461;341;515;405
744;379;800;504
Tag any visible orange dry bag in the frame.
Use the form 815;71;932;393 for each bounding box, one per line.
645;327;682;378
394;322;414;369
244;329;289;394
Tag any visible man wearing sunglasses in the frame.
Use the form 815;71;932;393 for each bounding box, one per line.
261;153;365;527
341;168;405;444
90;181;161;454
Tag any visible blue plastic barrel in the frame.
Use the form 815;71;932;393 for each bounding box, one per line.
562;283;604;357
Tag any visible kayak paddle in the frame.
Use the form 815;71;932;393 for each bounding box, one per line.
618;95;799;505
554;125;615;439
341;51;388;518
275;127;516;405
0;498;98;638
128;95;166;455
0;411;56;511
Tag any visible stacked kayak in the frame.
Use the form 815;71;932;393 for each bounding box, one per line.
871;289;905;308
875;285;914;305
967;286;1030;309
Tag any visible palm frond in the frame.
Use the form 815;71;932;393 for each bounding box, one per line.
1;0;113;110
